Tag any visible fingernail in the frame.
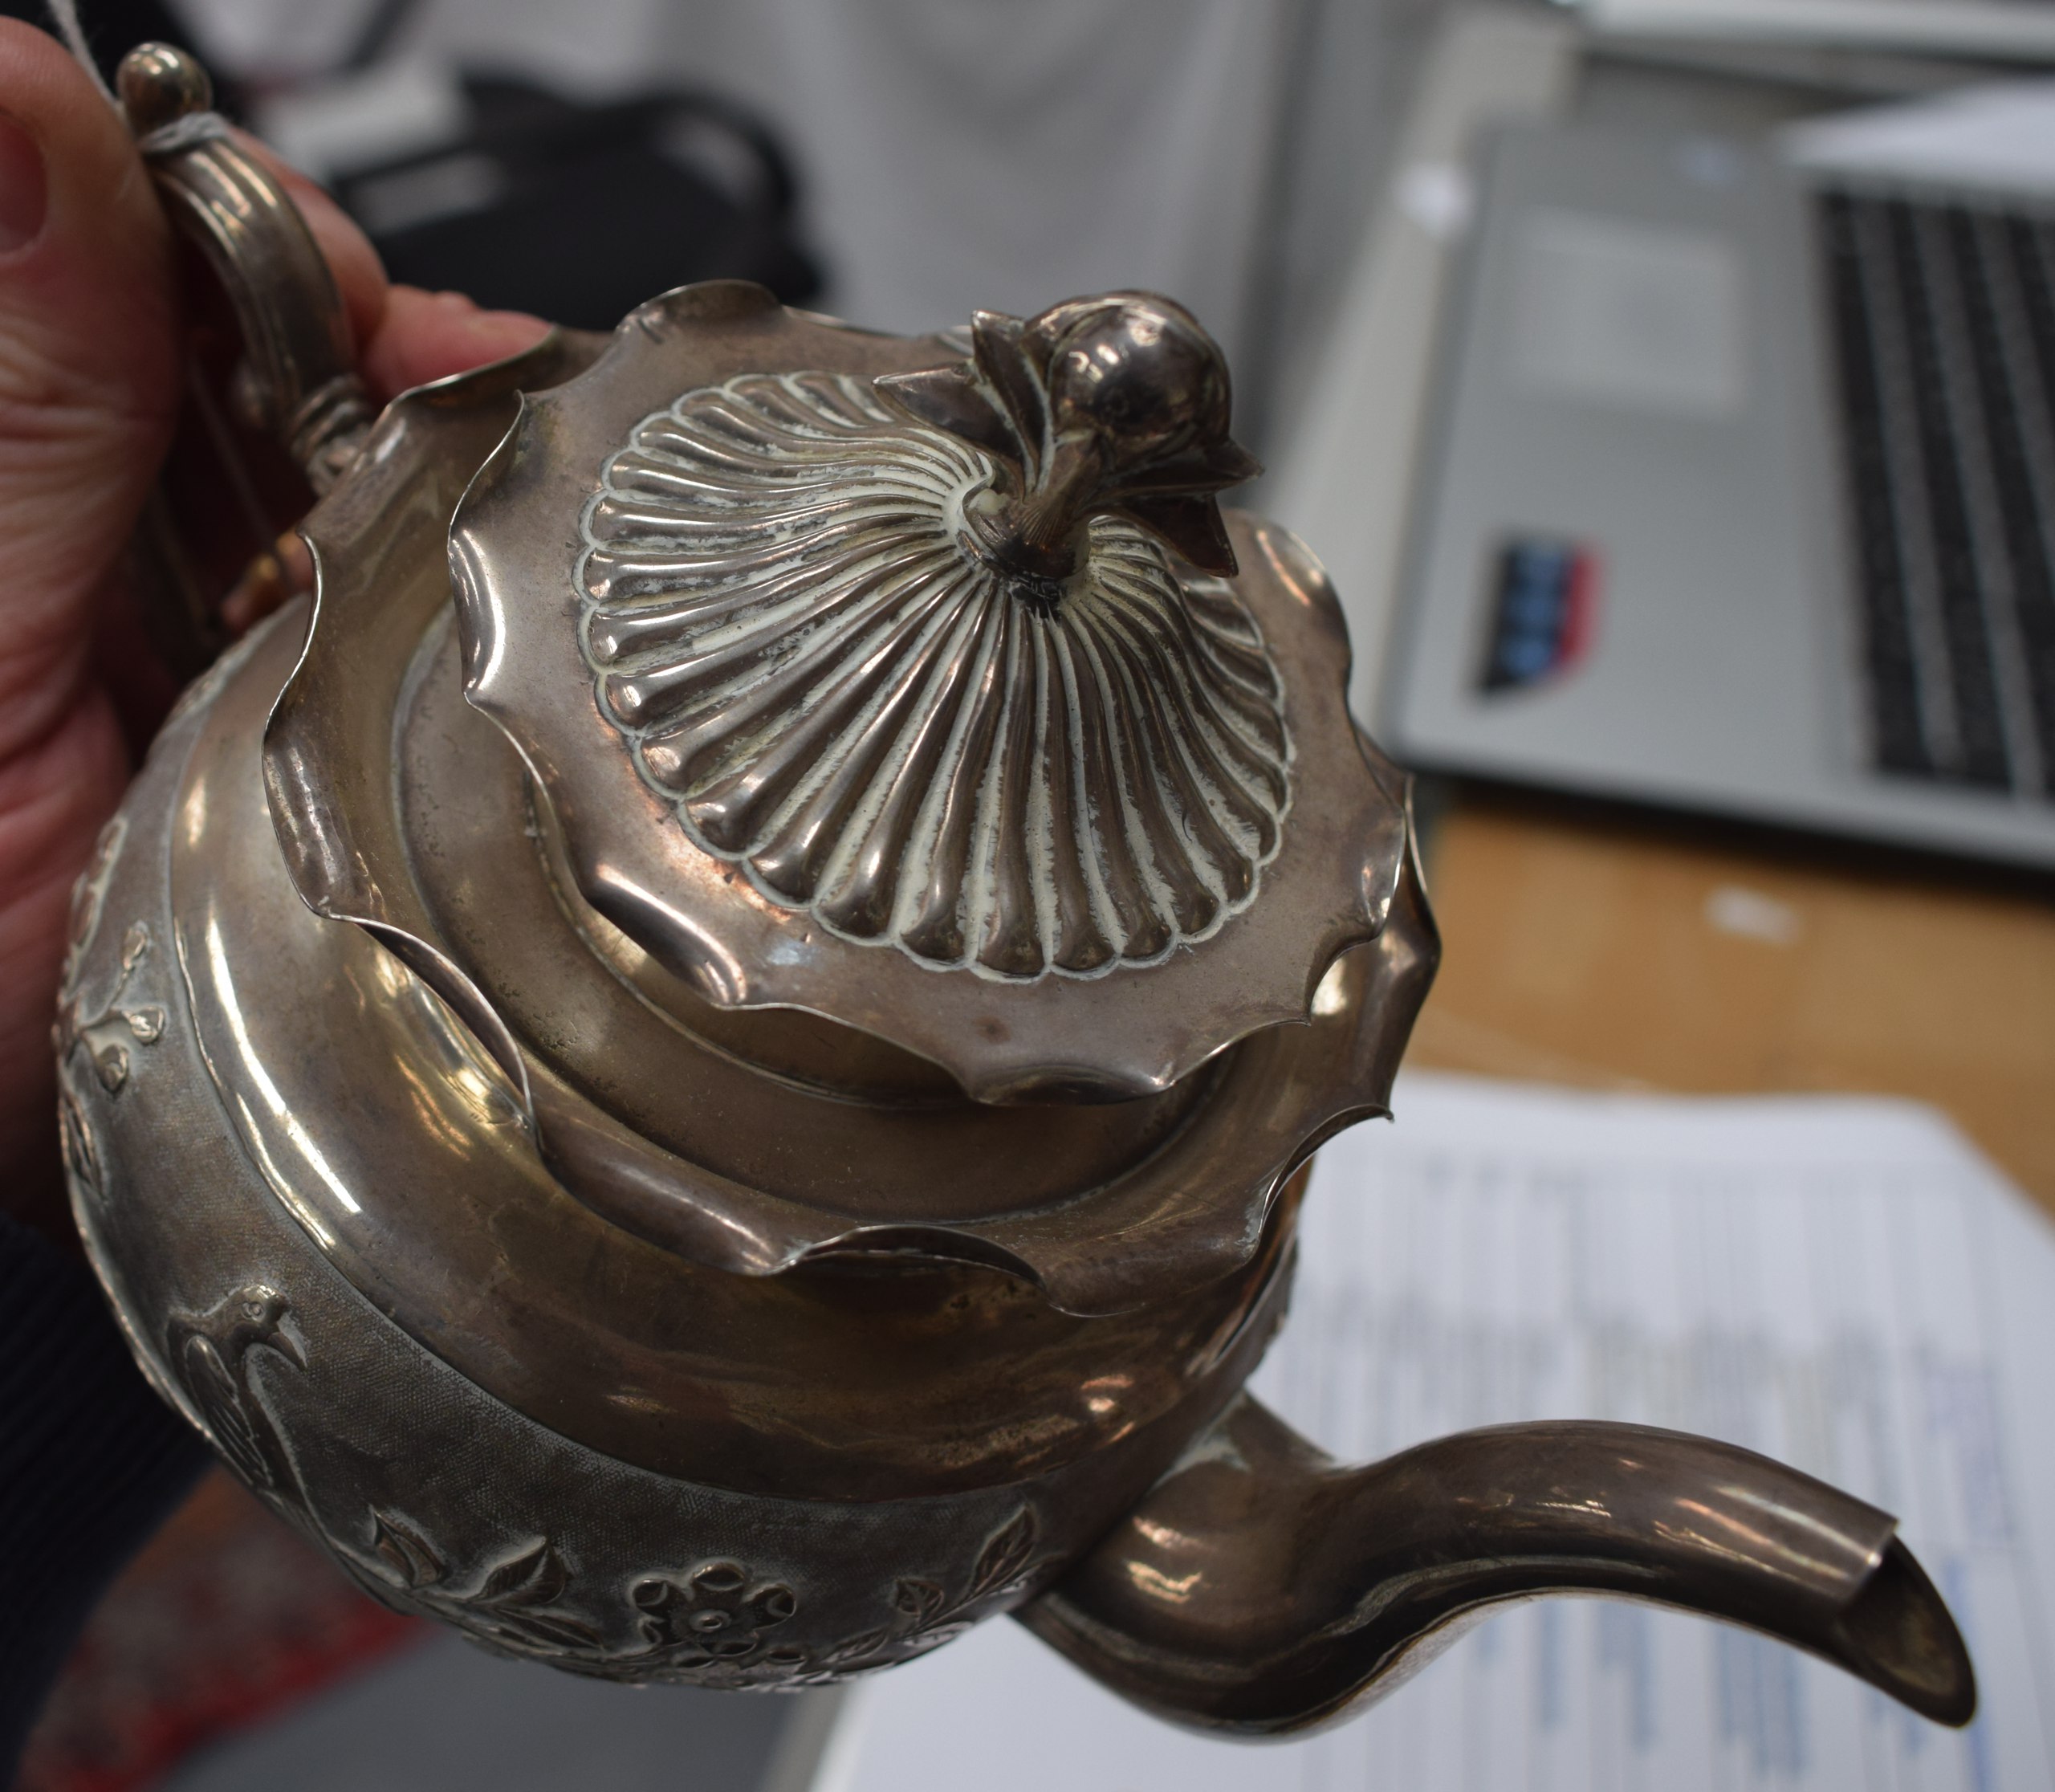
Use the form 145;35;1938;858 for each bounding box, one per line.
0;110;48;254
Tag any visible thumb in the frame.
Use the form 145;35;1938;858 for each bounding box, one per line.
0;19;177;767
0;22;176;1232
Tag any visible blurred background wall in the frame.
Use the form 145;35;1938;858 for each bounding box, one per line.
170;0;1445;451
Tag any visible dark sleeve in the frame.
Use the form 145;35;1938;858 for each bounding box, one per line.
0;1212;209;1785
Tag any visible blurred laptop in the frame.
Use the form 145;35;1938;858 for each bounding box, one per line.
1380;92;2055;870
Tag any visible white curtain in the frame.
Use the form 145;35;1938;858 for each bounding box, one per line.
177;0;1412;450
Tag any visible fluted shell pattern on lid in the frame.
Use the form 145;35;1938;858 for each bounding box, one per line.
576;371;1292;983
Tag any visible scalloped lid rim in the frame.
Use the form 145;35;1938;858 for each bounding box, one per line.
448;287;1409;1099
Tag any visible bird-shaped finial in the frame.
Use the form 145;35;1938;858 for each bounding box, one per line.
877;293;1262;605
167;1284;309;1510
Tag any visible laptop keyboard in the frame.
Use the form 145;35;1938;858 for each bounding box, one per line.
1820;189;2055;797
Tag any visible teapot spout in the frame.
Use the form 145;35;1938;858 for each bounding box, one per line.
1019;1395;1976;1735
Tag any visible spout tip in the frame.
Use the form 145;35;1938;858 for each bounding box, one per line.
1834;1538;1977;1728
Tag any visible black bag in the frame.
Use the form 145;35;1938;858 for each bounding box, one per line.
332;70;822;329
10;0;824;330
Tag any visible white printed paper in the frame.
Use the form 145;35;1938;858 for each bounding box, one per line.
819;1073;2055;1792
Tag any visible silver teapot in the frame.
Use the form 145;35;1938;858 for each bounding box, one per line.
60;43;1976;1736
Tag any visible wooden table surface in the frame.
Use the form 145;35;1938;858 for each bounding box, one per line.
1408;795;2055;1220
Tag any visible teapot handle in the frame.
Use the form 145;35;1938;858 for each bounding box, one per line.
118;43;372;493
1018;1393;1976;1735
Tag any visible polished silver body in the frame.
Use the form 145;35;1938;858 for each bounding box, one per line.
59;621;1212;1685
54;43;1981;1741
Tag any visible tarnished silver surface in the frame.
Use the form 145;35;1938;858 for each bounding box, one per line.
179;593;1315;1492
252;323;1428;1321
576;365;1291;983
65;595;1294;1681
66;40;1979;1735
120;46;371;491
448;284;1406;1100
1024;1398;1979;1733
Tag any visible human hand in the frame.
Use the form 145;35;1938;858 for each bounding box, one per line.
0;21;549;1244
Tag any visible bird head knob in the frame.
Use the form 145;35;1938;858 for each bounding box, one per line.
878;293;1262;605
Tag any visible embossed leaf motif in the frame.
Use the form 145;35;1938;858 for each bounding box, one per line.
493;1608;605;1651
347;1510;1053;1689
893;1578;947;1629
59;815;126;1000
370;1509;446;1589
821;1626;893;1668
369;1521;605;1657
56;1082;101;1203
478;1540;568;1608
578;373;1292;983
968;1508;1039;1602
466;1545;604;1651
58;917;162;1098
897;1621;974;1660
813;1507;1050;1677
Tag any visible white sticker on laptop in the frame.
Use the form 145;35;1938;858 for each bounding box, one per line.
1507;208;1747;418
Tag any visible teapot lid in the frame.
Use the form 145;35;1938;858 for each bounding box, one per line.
131;38;1432;1316
445;283;1406;1099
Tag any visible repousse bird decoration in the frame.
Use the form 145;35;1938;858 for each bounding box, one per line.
166;1285;308;1510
